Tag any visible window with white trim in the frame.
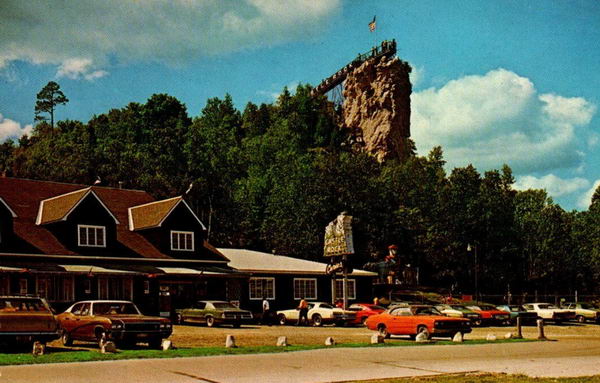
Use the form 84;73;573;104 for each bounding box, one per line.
170;231;194;251
332;279;356;300
249;277;275;300
78;225;106;247
293;278;317;300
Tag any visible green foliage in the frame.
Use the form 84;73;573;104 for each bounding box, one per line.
4;84;600;294
34;81;69;129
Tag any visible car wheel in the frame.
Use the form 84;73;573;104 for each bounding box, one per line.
377;324;390;339
360;317;368;326
95;328;106;348
312;314;323;327
206;316;215;327
416;325;430;340
148;337;162;349
61;330;73;347
577;315;586;324
278;314;287;325
473;319;482;326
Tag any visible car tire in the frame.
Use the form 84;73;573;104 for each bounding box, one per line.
416;325;430;340
278;314;287;325
61;330;73;347
577;315;586;324
312;314;323;327
473;319;482;326
95;328;106;348
360;317;368;326
148;337;162;349
377;324;390;339
206;316;215;327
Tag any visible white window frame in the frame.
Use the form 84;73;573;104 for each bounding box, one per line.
249;277;275;300
170;230;195;252
331;278;356;300
77;224;106;248
293;278;317;300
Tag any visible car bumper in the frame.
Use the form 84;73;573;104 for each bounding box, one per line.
109;330;172;340
0;330;61;343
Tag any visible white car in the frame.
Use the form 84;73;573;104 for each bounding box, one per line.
523;302;575;324
277;302;356;326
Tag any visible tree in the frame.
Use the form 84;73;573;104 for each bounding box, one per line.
34;81;69;129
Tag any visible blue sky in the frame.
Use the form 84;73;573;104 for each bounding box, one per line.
1;0;599;210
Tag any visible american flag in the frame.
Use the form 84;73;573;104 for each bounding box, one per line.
369;16;376;32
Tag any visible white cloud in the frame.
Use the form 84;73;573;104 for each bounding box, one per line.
0;114;32;141
411;68;597;174
578;179;600;210
257;81;299;101
409;66;425;87
56;58;108;81
514;174;590;197
0;0;340;73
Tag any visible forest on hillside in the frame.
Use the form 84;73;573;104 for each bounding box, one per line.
1;82;600;296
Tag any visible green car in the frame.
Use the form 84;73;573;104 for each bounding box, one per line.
435;304;483;326
176;300;253;327
561;302;600;323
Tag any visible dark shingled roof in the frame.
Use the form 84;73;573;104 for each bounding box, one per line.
0;177;224;262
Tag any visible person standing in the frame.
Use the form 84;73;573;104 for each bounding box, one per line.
262;297;271;326
297;298;309;326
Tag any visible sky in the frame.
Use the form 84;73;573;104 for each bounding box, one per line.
1;0;599;211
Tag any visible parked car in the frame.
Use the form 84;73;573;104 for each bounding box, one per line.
522;302;575;324
176;300;253;327
365;305;471;340
277;302;356;326
466;304;511;325
347;303;386;325
57;300;172;348
435;304;482;325
496;304;539;324
561;302;600;323
0;295;61;348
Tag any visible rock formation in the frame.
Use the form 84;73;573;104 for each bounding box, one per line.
342;55;412;162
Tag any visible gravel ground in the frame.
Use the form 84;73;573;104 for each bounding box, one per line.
166;321;600;348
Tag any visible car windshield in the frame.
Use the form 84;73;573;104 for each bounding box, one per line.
538;304;557;309
212;302;239;310
509;306;523;312
580;303;596;309
319;303;334;309
93;302;140;315
450;305;467;310
0;298;50;312
479;305;496;310
370;305;386;310
412;306;442;316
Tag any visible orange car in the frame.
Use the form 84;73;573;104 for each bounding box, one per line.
365;305;471;340
57;300;172;349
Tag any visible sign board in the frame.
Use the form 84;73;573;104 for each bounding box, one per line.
324;213;354;257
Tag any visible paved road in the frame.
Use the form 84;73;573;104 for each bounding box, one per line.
2;339;600;383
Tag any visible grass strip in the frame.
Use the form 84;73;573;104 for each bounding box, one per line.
0;338;533;366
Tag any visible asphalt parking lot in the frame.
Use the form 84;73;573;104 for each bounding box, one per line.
165;321;600;348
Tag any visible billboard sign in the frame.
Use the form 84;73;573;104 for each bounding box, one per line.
324;212;354;257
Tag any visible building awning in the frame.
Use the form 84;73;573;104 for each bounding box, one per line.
59;265;142;275
0;266;22;272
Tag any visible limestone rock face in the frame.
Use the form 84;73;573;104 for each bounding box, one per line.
342;55;412;162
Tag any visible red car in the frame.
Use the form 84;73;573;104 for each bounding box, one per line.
365;305;471;340
347;303;386;325
467;304;511;325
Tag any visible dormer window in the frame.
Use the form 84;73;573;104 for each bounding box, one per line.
78;225;106;247
171;230;194;251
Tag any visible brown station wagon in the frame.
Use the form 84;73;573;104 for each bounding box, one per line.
57;300;172;349
0;295;61;347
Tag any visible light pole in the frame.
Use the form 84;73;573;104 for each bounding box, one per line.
468;243;478;303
